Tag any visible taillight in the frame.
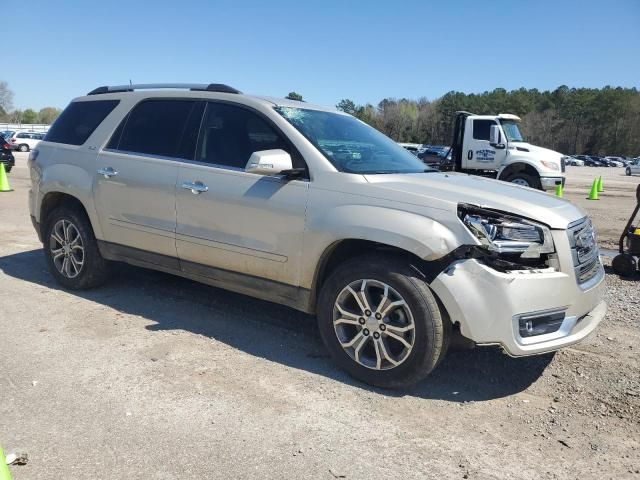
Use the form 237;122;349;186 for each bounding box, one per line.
1;142;9;150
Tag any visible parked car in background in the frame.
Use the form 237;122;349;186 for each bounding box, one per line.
0;134;15;173
8;131;45;152
573;155;608;167
417;145;450;168
626;158;640;176
604;156;624;167
565;156;584;166
398;143;421;156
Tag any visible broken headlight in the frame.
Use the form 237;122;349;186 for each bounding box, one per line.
458;204;554;259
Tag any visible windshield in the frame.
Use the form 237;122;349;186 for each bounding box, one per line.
500;120;524;142
275;107;431;174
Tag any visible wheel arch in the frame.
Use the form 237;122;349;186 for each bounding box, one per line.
39;191;102;241
36;163;103;240
307;238;458;316
498;161;541;183
302;204;466;313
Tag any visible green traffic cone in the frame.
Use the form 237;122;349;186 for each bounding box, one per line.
587;178;599;200
0;447;12;480
555;183;563;198
0;163;11;192
597;175;604;193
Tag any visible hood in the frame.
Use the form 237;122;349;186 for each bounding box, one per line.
510;142;564;160
363;172;584;229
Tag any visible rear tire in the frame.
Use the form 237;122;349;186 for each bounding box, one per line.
626;167;632;176
504;172;542;190
18;144;29;152
317;254;450;388
43;205;111;289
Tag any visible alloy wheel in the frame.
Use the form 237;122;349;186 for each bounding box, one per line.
49;219;85;278
333;279;415;370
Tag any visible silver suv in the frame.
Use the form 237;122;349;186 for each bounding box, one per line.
28;83;606;387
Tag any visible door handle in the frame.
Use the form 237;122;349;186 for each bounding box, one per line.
182;181;209;194
97;167;118;178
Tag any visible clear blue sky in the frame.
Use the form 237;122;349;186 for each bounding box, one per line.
3;0;639;111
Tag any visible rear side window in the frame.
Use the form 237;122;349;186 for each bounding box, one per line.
45;100;119;146
108;99;199;159
472;119;496;141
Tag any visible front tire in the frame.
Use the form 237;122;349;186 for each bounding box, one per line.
18;144;29;152
317;254;450;388
626;167;632;176
504;172;542;190
43;205;110;289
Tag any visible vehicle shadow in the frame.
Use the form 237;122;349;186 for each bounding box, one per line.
0;249;554;402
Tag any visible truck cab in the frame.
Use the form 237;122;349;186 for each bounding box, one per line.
451;112;566;190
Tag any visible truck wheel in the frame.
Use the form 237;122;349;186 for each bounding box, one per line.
317;254;450;388
505;172;542;189
18;144;29;152
43;205;111;289
626;167;631;176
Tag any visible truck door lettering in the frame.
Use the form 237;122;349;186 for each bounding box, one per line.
475;149;496;163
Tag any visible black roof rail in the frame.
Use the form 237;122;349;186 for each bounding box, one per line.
198;84;242;94
87;83;241;95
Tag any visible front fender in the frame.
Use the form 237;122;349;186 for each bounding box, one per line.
301;203;462;289
38;163;103;239
498;156;563;179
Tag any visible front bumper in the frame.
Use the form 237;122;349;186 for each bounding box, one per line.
540;176;565;190
430;229;606;356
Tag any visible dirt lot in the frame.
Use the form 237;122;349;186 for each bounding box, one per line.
1;155;638;479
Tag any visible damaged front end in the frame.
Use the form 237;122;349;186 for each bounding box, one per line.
416;204;560;283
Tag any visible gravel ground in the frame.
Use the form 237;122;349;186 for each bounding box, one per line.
0;155;638;479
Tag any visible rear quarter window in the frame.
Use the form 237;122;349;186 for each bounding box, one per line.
44;100;120;146
107;99;199;159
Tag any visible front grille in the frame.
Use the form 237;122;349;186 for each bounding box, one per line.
568;218;600;285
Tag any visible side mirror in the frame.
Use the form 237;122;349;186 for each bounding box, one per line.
489;125;505;149
245;149;293;176
489;125;500;145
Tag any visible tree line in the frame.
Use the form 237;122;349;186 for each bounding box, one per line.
337;86;640;156
2;80;639;155
0;81;61;124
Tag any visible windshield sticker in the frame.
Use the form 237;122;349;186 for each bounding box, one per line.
475;149;495;162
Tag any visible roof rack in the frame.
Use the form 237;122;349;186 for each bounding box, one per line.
87;83;241;95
